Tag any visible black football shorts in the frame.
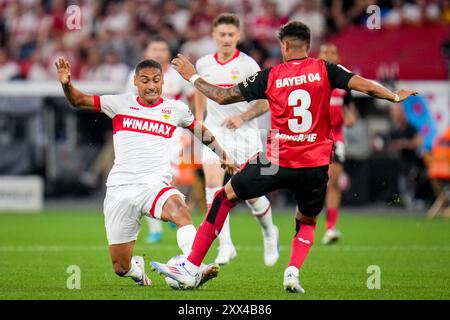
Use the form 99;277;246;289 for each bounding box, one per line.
230;153;329;217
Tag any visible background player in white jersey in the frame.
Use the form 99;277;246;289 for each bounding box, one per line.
55;57;237;286
195;13;279;266
125;36;195;244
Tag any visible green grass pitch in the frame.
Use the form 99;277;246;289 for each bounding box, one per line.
0;210;449;300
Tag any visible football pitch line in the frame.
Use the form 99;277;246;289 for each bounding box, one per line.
1;244;450;252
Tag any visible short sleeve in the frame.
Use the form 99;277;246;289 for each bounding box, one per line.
246;56;261;75
325;62;355;89
177;101;196;128
195;59;205;76
97;94;123;118
237;68;271;102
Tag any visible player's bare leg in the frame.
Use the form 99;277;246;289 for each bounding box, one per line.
284;210;318;293
323;162;343;245
203;162;236;265
151;181;240;288
246;197;279;266
159;194;219;286
160;194;196;256
109;241;151;285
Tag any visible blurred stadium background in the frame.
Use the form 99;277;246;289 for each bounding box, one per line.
0;0;449;300
0;0;448;214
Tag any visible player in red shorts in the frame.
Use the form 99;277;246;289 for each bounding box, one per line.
151;21;418;292
319;44;358;245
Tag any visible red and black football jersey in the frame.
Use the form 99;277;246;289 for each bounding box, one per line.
238;57;354;168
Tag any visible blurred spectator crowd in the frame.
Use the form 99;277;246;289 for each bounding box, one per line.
0;0;449;83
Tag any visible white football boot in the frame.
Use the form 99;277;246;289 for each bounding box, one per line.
264;226;280;267
322;228;342;245
151;259;201;289
283;266;305;293
133;256;151;286
214;245;237;265
198;263;220;287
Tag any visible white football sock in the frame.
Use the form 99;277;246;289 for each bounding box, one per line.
184;258;201;273
205;187;222;206
177;224;197;256
218;214;234;248
246;196;275;237
124;257;144;282
146;216;163;233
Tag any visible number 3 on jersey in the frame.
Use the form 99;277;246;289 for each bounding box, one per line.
287;89;312;133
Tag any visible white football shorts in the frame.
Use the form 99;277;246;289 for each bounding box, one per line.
202;125;263;165
103;182;184;245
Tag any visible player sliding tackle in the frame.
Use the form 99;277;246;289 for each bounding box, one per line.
151;20;418;292
56;57;238;287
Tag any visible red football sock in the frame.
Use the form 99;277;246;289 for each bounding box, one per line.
288;221;316;270
326;208;339;230
188;188;237;266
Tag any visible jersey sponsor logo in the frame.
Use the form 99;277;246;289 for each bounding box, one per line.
275;73;321;88
112;114;176;138
274;132;317;143
130;106;140;110
231;69;240;81
162;108;172;120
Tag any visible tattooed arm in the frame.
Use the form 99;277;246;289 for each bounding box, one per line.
172;54;245;105
193;78;245;105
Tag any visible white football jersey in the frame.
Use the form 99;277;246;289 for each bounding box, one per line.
94;93;195;186
125;66;194;101
196;50;263;163
125;65;195;176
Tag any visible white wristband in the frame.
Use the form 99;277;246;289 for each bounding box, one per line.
393;93;400;102
189;74;201;84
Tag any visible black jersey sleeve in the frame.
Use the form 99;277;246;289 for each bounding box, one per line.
325;61;355;90
237;68;271;102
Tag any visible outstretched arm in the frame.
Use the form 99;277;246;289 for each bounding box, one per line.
187;121;239;175
55;57;96;111
223;99;269;130
172;54;245;105
348;75;418;103
194;89;207;121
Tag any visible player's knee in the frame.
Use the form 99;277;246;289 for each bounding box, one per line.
297;204;323;221
328;177;340;190
169;202;191;227
112;261;130;277
246;196;270;215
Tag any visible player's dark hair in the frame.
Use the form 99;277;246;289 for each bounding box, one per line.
213;13;240;29
278;21;311;50
135;59;162;75
147;35;168;46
